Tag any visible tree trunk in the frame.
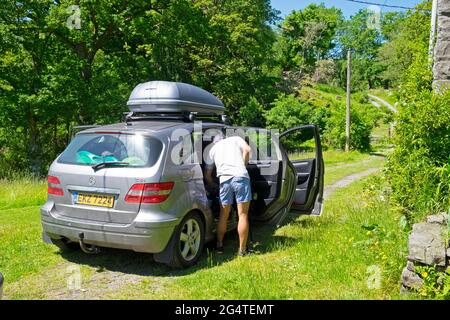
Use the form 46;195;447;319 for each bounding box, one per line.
28;111;42;176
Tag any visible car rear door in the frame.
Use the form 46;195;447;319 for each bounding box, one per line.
279;125;324;216
245;128;283;217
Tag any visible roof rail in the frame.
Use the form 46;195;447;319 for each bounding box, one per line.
123;111;229;124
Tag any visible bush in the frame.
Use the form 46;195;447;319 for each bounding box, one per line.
265;94;314;132
238;97;265;127
387;55;450;222
312;59;337;85
415;266;450;300
323;103;373;152
265;89;378;152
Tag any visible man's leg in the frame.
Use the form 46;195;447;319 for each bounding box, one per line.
237;201;250;252
234;177;252;253
217;204;231;248
217;179;232;249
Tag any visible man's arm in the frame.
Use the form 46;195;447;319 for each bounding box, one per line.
204;147;218;193
204;166;215;185
242;141;251;165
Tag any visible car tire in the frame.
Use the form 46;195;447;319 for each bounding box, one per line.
166;212;205;269
50;237;80;252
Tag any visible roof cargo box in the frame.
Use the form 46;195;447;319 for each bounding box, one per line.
127;81;225;115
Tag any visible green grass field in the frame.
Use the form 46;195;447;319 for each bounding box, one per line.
128;178;407;299
0;150;413;300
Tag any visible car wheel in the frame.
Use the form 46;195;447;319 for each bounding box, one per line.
50;237;80;252
166;212;205;269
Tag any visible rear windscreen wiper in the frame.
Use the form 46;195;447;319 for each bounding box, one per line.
92;162;130;172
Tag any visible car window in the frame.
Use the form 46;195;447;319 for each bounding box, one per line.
179;133;195;164
280;127;317;161
246;128;279;162
58;133;163;167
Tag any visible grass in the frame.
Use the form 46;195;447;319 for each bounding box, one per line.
0;178;46;210
289;150;371;166
0;149;411;300
0;206;61;283
112;174;408;299
324;155;384;185
290;150;386;185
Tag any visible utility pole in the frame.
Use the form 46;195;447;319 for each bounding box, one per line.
345;50;351;152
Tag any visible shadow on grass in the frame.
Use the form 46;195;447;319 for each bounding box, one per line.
58;213;318;278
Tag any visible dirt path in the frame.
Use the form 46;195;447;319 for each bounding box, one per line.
368;94;398;113
323;167;380;199
3;256;173;300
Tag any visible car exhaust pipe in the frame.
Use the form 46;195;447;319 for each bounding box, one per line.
78;232;100;254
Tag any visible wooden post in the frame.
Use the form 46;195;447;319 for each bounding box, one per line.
345;50;351;152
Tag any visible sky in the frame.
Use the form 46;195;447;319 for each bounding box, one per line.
270;0;426;18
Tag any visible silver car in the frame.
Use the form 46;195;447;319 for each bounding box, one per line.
41;81;324;268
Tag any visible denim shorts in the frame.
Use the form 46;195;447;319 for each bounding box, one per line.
219;176;252;205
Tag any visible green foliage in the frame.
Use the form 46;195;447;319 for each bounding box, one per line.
265;94;313;132
323;103;373;152
277;4;343;72
336;9;382;59
238;97;265;127
415;266;450;300
387;33;450;221
334;9;385;90
377;2;431;87
312;59;337;85
0;0;279;176
265;85;379;152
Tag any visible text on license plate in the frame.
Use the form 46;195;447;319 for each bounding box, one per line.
76;193;114;208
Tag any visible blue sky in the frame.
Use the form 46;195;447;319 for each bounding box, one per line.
270;0;425;18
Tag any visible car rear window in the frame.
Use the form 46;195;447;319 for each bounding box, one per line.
58;133;163;167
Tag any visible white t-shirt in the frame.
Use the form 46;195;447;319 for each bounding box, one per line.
208;136;250;184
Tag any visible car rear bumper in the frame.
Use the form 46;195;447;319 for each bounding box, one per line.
41;201;178;253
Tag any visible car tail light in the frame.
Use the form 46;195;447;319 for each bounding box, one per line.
125;182;174;204
47;175;64;196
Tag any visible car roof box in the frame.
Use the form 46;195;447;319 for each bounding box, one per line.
127;81;225;115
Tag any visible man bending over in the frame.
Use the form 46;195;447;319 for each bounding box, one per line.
205;133;253;256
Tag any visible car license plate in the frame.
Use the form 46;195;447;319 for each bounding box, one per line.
75;193;114;208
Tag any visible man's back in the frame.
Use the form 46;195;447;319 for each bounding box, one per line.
209;136;249;183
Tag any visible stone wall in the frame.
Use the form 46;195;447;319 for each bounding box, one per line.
400;212;449;293
433;0;450;91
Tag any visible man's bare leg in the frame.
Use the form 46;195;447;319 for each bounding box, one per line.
217;204;231;248
237;201;250;252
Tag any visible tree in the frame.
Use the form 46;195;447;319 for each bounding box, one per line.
334;9;383;90
238;97;265;127
377;3;431;87
0;0;280;176
277;4;343;73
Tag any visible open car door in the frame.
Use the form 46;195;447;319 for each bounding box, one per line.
280;125;324;216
